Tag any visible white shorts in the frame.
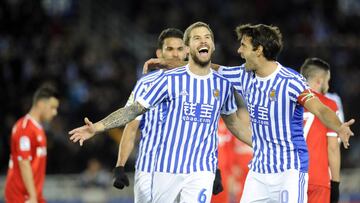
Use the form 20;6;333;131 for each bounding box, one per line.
151;171;215;203
134;171;152;203
240;169;308;203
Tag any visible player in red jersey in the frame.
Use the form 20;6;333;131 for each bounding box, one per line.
211;118;234;203
211;108;252;203
300;58;341;203
231;136;253;203
4;84;59;203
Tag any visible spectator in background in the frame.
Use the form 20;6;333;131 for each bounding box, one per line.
80;158;111;188
80;158;112;203
4;84;59;203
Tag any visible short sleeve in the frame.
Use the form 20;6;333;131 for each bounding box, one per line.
14;132;33;161
218;65;248;98
137;74;169;109
221;86;238;115
287;74;311;103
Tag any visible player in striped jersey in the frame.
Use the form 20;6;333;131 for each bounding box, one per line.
112;28;188;203
69;22;252;203
300;58;341;203
218;24;355;203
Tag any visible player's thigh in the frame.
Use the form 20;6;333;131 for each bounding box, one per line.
179;171;214;203
151;172;183;203
240;170;270;203
307;184;330;203
269;169;308;203
134;171;152;203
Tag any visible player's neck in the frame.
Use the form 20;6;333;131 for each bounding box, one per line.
28;108;42;123
188;59;211;76
254;59;278;78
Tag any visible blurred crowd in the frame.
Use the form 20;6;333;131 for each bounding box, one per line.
1;0;359;174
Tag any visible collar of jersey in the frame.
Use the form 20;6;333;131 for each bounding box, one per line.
185;64;213;80
25;114;43;129
255;61;282;81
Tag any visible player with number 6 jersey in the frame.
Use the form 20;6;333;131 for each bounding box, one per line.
69;22;252;203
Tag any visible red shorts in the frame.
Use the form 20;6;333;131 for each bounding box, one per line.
5;193;46;203
307;184;330;203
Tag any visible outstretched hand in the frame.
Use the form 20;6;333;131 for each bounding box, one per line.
337;118;355;149
69;117;97;146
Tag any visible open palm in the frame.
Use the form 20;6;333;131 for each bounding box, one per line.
69;117;96;146
337;119;355;149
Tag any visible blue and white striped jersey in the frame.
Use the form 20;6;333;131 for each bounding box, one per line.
137;65;237;174
125;70;168;172
219;62;310;173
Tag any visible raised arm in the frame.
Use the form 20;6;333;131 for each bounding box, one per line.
303;97;355;148
142;58;221;74
143;58;187;74
69;102;147;146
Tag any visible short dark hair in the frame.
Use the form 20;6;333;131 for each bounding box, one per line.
157;28;184;49
183;22;214;46
235;24;283;61
300;57;330;79
33;83;59;104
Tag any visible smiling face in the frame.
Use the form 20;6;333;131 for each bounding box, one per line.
237;35;259;71
188;26;215;67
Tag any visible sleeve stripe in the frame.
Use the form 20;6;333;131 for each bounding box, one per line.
327;132;338;137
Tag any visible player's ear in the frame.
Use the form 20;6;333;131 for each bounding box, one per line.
156;49;162;58
256;45;263;57
316;76;324;86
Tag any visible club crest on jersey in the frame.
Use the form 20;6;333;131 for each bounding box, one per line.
269;89;277;101
213;89;220;99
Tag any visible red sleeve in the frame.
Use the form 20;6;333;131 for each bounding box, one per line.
13;127;34;161
297;89;316;106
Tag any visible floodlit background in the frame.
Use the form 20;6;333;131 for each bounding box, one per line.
0;0;359;202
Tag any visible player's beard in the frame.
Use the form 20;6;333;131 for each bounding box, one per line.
243;58;256;72
190;49;211;67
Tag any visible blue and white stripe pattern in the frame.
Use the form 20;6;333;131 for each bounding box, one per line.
137;65;237;174
297;172;307;203
125;70;168;172
219;62;310;173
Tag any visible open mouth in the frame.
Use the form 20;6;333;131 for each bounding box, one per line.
198;47;209;56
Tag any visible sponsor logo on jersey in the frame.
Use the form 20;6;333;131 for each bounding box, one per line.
19;136;31;151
